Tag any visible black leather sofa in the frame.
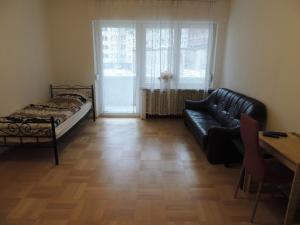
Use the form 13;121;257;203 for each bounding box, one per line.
183;88;267;164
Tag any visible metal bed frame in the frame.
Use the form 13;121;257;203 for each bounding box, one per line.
0;85;96;165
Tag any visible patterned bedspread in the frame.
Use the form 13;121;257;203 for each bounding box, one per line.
0;93;88;137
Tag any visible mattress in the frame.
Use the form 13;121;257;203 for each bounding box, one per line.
56;101;92;138
0;102;92;144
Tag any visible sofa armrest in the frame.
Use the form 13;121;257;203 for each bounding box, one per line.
185;100;208;111
206;127;242;164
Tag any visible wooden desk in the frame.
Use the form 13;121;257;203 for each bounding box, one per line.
259;132;300;225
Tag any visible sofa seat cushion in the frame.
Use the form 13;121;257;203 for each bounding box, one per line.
184;109;221;147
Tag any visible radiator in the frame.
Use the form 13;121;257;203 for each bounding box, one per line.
141;89;206;119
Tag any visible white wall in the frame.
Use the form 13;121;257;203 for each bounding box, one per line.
222;0;300;132
0;0;53;116
47;0;95;85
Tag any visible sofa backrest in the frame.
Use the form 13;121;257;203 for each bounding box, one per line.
206;88;267;129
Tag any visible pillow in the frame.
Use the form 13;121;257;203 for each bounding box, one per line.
56;92;88;103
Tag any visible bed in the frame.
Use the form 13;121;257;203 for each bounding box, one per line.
0;85;96;165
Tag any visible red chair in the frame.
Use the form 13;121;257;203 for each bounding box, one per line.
234;114;292;223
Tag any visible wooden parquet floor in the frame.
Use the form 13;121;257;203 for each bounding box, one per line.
0;118;295;225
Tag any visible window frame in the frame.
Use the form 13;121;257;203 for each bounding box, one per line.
177;22;216;89
141;21;216;90
94;20;217;90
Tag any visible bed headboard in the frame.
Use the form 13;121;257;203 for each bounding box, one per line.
49;84;96;121
50;85;94;100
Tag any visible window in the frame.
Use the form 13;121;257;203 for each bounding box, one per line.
179;25;212;89
142;22;215;89
96;21;215;90
101;26;136;76
144;27;175;87
100;24;137;113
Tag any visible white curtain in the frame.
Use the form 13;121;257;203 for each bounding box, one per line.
92;0;217;92
90;0;221;21
142;21;177;91
91;0;224;116
93;21;138;114
142;21;216;92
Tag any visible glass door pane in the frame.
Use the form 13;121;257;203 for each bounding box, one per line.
179;26;210;89
101;26;137;114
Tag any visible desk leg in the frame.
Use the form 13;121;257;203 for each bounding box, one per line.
284;165;300;225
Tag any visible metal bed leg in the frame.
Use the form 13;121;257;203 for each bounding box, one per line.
50;117;59;165
50;84;53;98
91;85;96;122
53;139;59;165
92;109;96;122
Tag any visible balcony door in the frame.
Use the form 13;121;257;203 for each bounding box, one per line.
98;22;139;115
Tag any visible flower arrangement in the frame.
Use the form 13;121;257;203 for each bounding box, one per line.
159;71;173;90
158;71;173;81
